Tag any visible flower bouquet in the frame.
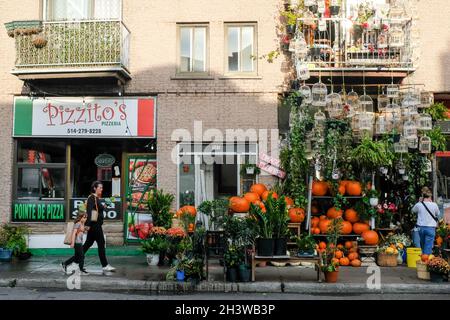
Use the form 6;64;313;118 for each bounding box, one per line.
376;201;398;228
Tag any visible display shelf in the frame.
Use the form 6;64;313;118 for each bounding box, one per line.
312;234;361;237
312;196;363;199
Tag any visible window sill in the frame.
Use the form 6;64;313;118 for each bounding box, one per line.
219;75;262;80
171;75;215;80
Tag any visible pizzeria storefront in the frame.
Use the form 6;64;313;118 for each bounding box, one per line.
12;96;157;245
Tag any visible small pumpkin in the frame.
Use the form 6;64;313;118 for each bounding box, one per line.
353;222;370;235
346;181;362;196
421;254;429;262
244;192;260;203
331;258;340;265
338;184;346;195
335;250;343;259
311;217;320;228
289;207;305;223
436;236;443;246
285;197;294;207
229;196;250;213
344;241;353;249
319;219;331;234
312;227;321;234
327;207;343;219
319;215;327;220
318;241;327;250
344;208;359;223
361;230;379;245
177;205;197;217
350;259;361;267
348;252;359;261
312;181;329;196
339;257;350;266
341;221;353;235
261;190;279;201
250;183;267;196
337;244;344;250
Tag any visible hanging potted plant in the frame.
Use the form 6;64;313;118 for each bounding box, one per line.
240;164;261;176
366;188;380;207
281;10;298;34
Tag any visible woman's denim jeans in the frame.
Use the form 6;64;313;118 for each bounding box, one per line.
417;226;436;255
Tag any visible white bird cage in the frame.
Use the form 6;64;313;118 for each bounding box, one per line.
418;113;433;131
351;112;360;131
360;94;374;113
377;30;388;49
296;61;310;80
312;82;327;107
305;0;316;6
407;136;418;149
403;119;418;138
358;112;374;131
295;36;308;59
419;136;432;154
386;84;399;98
346;90;360;114
385;103;401;126
375;112;390;134
420;91;434;109
378;94;389;112
394;136;408;153
326;93;343;118
388;3;406;20
402;94;420;116
300;85;312;104
389;25;405;48
314;110;326;128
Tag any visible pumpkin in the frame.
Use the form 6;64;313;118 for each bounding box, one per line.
353;222;370;235
344;241;353;249
312;227;321;234
335;250;343;259
421;254;429;262
312;181;329;196
177;205;197;217
229;197;250;213
253;200;266;213
311;217;320;228
289;207;305;223
344;208;359;223
319;215;327;220
339;257;350;266
337;244;344;250
361;230;379;245
436;236;443;246
250;183;267;196
311;206;319;215
341;221;353;235
319;219;331;234
348;252;359;261
349;247;358;253
351;259;361;267
338;184;346;195
331;258;340;265
346;181;362;196
244;192;260;203
285;197;294;207
319;242;327;250
327;207;343;219
261;190;278;201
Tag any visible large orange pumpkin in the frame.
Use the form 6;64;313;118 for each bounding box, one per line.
353;222;370;235
341;221;353;235
351;259;361;267
344;241;353;249
261;190;279;201
312;181;329;196
346;181;362;196
177;205;197;217
319;219;331;234
250;183;267;196
285;197;294;207
339;257;350;266
289;207;305;223
327;207;343;219
229;196;250;213
244;192;260;203
361;230;379;245
348;252;359;261
311;217;320;228
344;208;359;223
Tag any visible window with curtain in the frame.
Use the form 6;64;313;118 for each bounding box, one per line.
45;0;121;20
225;24;256;73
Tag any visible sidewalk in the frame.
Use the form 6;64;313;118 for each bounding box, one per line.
1;255;449;294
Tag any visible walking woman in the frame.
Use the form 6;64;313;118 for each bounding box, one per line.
411;187;440;255
61;212;89;275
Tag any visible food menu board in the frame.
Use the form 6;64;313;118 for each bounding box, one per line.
124;154;157;242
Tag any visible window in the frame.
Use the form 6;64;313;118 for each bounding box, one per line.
45;0;121;21
16;140;66;200
225;24;256;74
178;25;208;74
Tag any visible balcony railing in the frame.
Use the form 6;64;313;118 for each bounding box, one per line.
8;20;130;81
296;17;413;71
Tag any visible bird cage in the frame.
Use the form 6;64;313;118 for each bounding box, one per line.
359;94;374;113
375;112;391;135
418;113;433;131
346;90;360;113
403;119;417;138
420;91;434;108
295;35;308;59
389;25;405;48
312;82;328;107
299;85;312;104
358;112;374;131
402;94;420;116
314;110;326;128
296;61;310;80
305;0;316;6
377;31;388;49
386;84;399;98
378;94;389;112
419;136;432;154
385;103;401;125
326;93;343;118
394;136;408;153
388;2;406;20
407;136;418;149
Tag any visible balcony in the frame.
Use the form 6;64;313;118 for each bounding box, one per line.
295;17;414;79
6;20;130;83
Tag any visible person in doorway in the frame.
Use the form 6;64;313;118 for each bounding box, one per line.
84;181;116;272
411;187;440;255
61;212;89;275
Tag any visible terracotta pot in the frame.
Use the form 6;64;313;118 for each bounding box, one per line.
257;261;267;267
324;270;339;283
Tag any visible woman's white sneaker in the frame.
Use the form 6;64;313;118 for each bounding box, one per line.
102;264;116;272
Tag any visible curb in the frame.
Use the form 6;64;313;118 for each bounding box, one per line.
1;277;449;294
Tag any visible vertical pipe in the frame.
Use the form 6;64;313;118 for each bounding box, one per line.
306;175;313;234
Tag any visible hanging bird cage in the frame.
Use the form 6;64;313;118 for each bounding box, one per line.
419;136;432;154
360;94;374;113
418;113;433;131
358;112;374;132
407;136;418;149
296;61;310;80
402;94;420;116
326;92;343;118
314;110;326;128
394;136;408;153
375;112;391;135
389;25;405;48
403;118;418;138
377;30;388;49
346;90;360;114
386;84;399;98
388;2;406;19
378;94;389;112
295;35;308;59
385;103;401;127
420;91;434;108
299;85;312;104
312;82;328;107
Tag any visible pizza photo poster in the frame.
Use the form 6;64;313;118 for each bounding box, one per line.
125;155;157;241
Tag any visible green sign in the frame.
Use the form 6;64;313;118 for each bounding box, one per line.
12;201;65;222
95;153;116;167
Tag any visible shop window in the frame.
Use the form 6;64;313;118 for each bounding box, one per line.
178;24;208;74
225;23;257;74
17;140;66;163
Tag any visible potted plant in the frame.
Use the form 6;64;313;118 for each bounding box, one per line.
295;233;316;256
240;163;261;176
142;237;164;266
366;188;380;207
224;245;244;282
236;217;258;282
198;199;228;231
426;257;450;283
147;189;175;229
1;224;31;261
270;195;290;256
0;225;12;262
281;10;298;34
250;202;274;256
320;218;343;283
